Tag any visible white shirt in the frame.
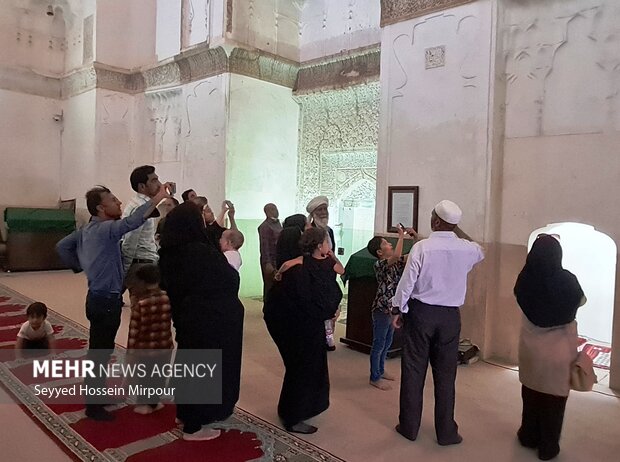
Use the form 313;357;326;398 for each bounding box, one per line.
391;231;484;311
224;250;242;271
121;193;159;270
17;320;53;340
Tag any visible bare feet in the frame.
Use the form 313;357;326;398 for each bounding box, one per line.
370;379;392;391
134;403;164;415
183;427;221;441
381;372;396;381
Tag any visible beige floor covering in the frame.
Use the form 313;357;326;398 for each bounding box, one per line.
0;270;619;462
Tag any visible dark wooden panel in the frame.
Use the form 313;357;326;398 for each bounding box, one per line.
6;232;70;271
340;277;402;357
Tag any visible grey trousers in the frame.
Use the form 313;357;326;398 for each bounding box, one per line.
398;299;461;443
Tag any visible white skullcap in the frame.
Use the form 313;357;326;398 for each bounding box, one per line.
434;200;462;225
306;195;329;214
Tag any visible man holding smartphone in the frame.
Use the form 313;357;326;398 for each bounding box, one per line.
391;200;484;446
121;165;175;276
56;183;172;420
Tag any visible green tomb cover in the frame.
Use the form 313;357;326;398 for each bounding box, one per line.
344;237;415;282
4;207;76;233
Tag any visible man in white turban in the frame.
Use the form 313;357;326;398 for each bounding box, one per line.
390;200;484;446
306;196;335;252
306;195;339;351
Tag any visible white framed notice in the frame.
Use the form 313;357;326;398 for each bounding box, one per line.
387;186;419;232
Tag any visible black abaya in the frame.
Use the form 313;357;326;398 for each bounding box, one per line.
263;256;342;426
159;241;244;433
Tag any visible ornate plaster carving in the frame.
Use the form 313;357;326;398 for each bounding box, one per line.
177;46;229;83
144;88;184;163
4;42;377;99
229;48;298;88
503;1;620;137
425;45;446;69
295;45;381;94
380;0;474;26
142;62;182;90
295;82;380;211
94;47;227;94
61;66;97;98
94;64;143;94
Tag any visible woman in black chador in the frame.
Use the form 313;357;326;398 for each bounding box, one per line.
514;234;586;461
158;202;244;441
264;226;344;434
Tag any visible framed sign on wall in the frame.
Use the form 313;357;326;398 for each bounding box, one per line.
387;186;419;233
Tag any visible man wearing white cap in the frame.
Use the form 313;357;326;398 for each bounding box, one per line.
391;200;484;446
306;195;338;351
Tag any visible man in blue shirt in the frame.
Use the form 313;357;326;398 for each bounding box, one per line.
57;183;171;421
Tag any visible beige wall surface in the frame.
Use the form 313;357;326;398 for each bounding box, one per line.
376;0;493;240
378;0;620;387
229;0;300;62
299;0;381;62
0;89;63;207
226;74;299;220
96;0;158;69
498;0;620;384
377;0;494;350
60;89;97;213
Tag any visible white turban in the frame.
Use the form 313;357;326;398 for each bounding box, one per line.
306;196;329;214
434;200;462;225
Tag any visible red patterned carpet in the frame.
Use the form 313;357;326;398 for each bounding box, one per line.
0;283;344;462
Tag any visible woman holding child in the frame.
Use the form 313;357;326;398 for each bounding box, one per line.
264;226;344;434
158;202;244;441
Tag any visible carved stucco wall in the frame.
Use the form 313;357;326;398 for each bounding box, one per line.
497;0;620;386
502;0;620;139
133;77;228;206
380;0;475;26
296;82;379;212
144;88;184;164
499;0;620;244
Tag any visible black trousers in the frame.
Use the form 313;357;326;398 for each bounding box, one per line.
399;299;461;443
84;292;122;409
519;385;567;458
261;264;275;300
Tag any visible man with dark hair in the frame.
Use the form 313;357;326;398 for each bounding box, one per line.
122;165;174;274
258;203;282;298
181;189;197;202
56;183;172;421
391;200;484;446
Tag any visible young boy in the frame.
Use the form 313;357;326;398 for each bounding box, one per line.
366;226;409;390
220;228;244;271
16;302;55;353
125;264;173;415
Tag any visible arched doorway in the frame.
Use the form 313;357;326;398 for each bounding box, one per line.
529;222;616;373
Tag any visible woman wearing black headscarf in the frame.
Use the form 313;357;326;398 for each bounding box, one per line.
158;202;244;441
263;226;343;434
275;214;307;267
514;234;586;461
